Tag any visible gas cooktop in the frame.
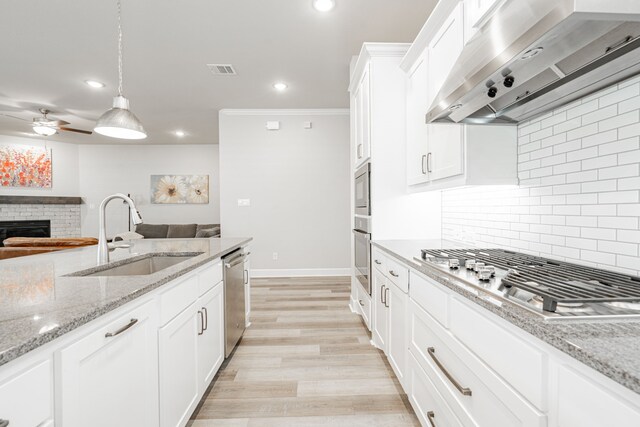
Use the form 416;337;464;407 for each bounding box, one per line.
418;248;640;320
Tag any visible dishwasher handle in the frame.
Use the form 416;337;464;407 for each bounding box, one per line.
224;251;250;268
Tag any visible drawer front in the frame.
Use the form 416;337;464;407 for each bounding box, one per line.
408;352;464;427
386;257;409;293
410;271;449;328
371;249;387;274
555;364;640;427
198;260;223;296
159;273;199;326
449;296;547;410
0;359;53;427
357;285;372;331
410;300;545;427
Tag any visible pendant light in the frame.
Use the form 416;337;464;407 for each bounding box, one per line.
94;0;147;140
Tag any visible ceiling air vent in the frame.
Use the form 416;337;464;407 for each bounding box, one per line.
207;64;237;76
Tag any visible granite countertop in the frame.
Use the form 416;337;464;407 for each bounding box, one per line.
372;239;640;395
0;237;251;367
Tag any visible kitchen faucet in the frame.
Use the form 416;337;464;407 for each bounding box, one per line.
97;193;143;265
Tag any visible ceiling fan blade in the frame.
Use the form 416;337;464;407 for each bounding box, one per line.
0;113;30;122
59;126;93;135
49;119;70;126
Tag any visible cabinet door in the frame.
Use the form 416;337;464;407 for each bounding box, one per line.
58;301;159;427
427;2;464;107
354;64;371;167
198;283;224;395
244;255;251;327
0;359;53;427
372;269;388;352
428;124;464;182
387;283;408;387
406;51;430;185
159;302;200;427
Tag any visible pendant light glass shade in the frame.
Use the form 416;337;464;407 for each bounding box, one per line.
94;95;146;139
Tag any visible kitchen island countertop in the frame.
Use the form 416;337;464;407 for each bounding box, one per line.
373;239;640;395
0;237;251;367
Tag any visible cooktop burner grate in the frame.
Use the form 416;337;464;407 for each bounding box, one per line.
421;249;640;312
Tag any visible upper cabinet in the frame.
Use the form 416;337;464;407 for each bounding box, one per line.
403;0;517;191
406;51;430;185
427;2;464;108
352;63;371;168
464;0;504;43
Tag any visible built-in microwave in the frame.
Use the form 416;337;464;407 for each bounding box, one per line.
354;163;370;215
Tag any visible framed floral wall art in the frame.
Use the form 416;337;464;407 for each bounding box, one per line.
0;144;52;188
151;175;209;204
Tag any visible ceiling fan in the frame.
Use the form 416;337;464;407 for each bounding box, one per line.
0;108;93;136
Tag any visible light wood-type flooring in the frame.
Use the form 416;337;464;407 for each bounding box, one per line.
187;276;420;427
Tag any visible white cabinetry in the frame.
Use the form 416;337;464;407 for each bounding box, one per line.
386;280;409;388
244;255;251;327
353;64;371;167
372;268;388;352
411;123;518;190
427;2;464;108
0;358;53;427
58;300;159;427
159;302;200;427
406;50;430;185
197;283;224;396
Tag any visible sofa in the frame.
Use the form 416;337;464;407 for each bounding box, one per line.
128;223;221;239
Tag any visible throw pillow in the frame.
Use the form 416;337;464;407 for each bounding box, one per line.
195;228;219;238
135;224;169;239
167;224;198;238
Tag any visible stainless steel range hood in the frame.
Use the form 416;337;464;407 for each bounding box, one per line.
426;0;640;124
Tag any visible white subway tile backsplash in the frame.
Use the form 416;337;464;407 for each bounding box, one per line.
582;104;617;125
582;154;617;171
566;146;598;162
443;77;640;275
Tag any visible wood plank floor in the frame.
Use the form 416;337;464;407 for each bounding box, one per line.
187;276;420;427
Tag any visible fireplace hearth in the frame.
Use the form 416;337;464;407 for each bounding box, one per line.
0;220;51;247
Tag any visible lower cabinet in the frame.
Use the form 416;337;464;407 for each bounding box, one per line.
58;300;159;427
197;283;225;396
244;255;251;327
0;358;53;427
372;268;388;351
159;302;200;427
387;282;408;388
408;352;464;427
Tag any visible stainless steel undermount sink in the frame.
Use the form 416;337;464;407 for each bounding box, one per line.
70;253;202;277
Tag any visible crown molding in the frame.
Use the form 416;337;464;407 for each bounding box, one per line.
219;109;349;116
349;43;411;92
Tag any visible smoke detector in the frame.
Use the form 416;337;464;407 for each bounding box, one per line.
207;64;238;76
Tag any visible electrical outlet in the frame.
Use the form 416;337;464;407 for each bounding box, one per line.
272;252;278;260
237;199;251;207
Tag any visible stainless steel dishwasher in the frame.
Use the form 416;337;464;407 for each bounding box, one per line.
223;248;247;358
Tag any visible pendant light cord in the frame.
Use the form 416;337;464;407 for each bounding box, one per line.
117;0;123;96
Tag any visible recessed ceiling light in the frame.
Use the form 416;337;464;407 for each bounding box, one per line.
312;0;335;12
273;82;288;91
175;130;185;137
85;80;105;88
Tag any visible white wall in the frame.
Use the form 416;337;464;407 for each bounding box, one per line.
0;135;79;196
78;144;220;237
219;110;350;275
442;76;640;276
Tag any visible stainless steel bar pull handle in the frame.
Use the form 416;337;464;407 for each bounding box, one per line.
104;318;138;338
427;411;437;427
427;347;472;396
380;284;386;304
384;287;390;308
358;299;365;307
389;270;399;277
374;259;382;265
202;307;208;331
421;154;427;175
357;144;363;158
244;269;249;285
198;311;204;335
427;152;433;173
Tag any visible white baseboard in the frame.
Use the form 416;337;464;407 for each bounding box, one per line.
251;268;351;278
